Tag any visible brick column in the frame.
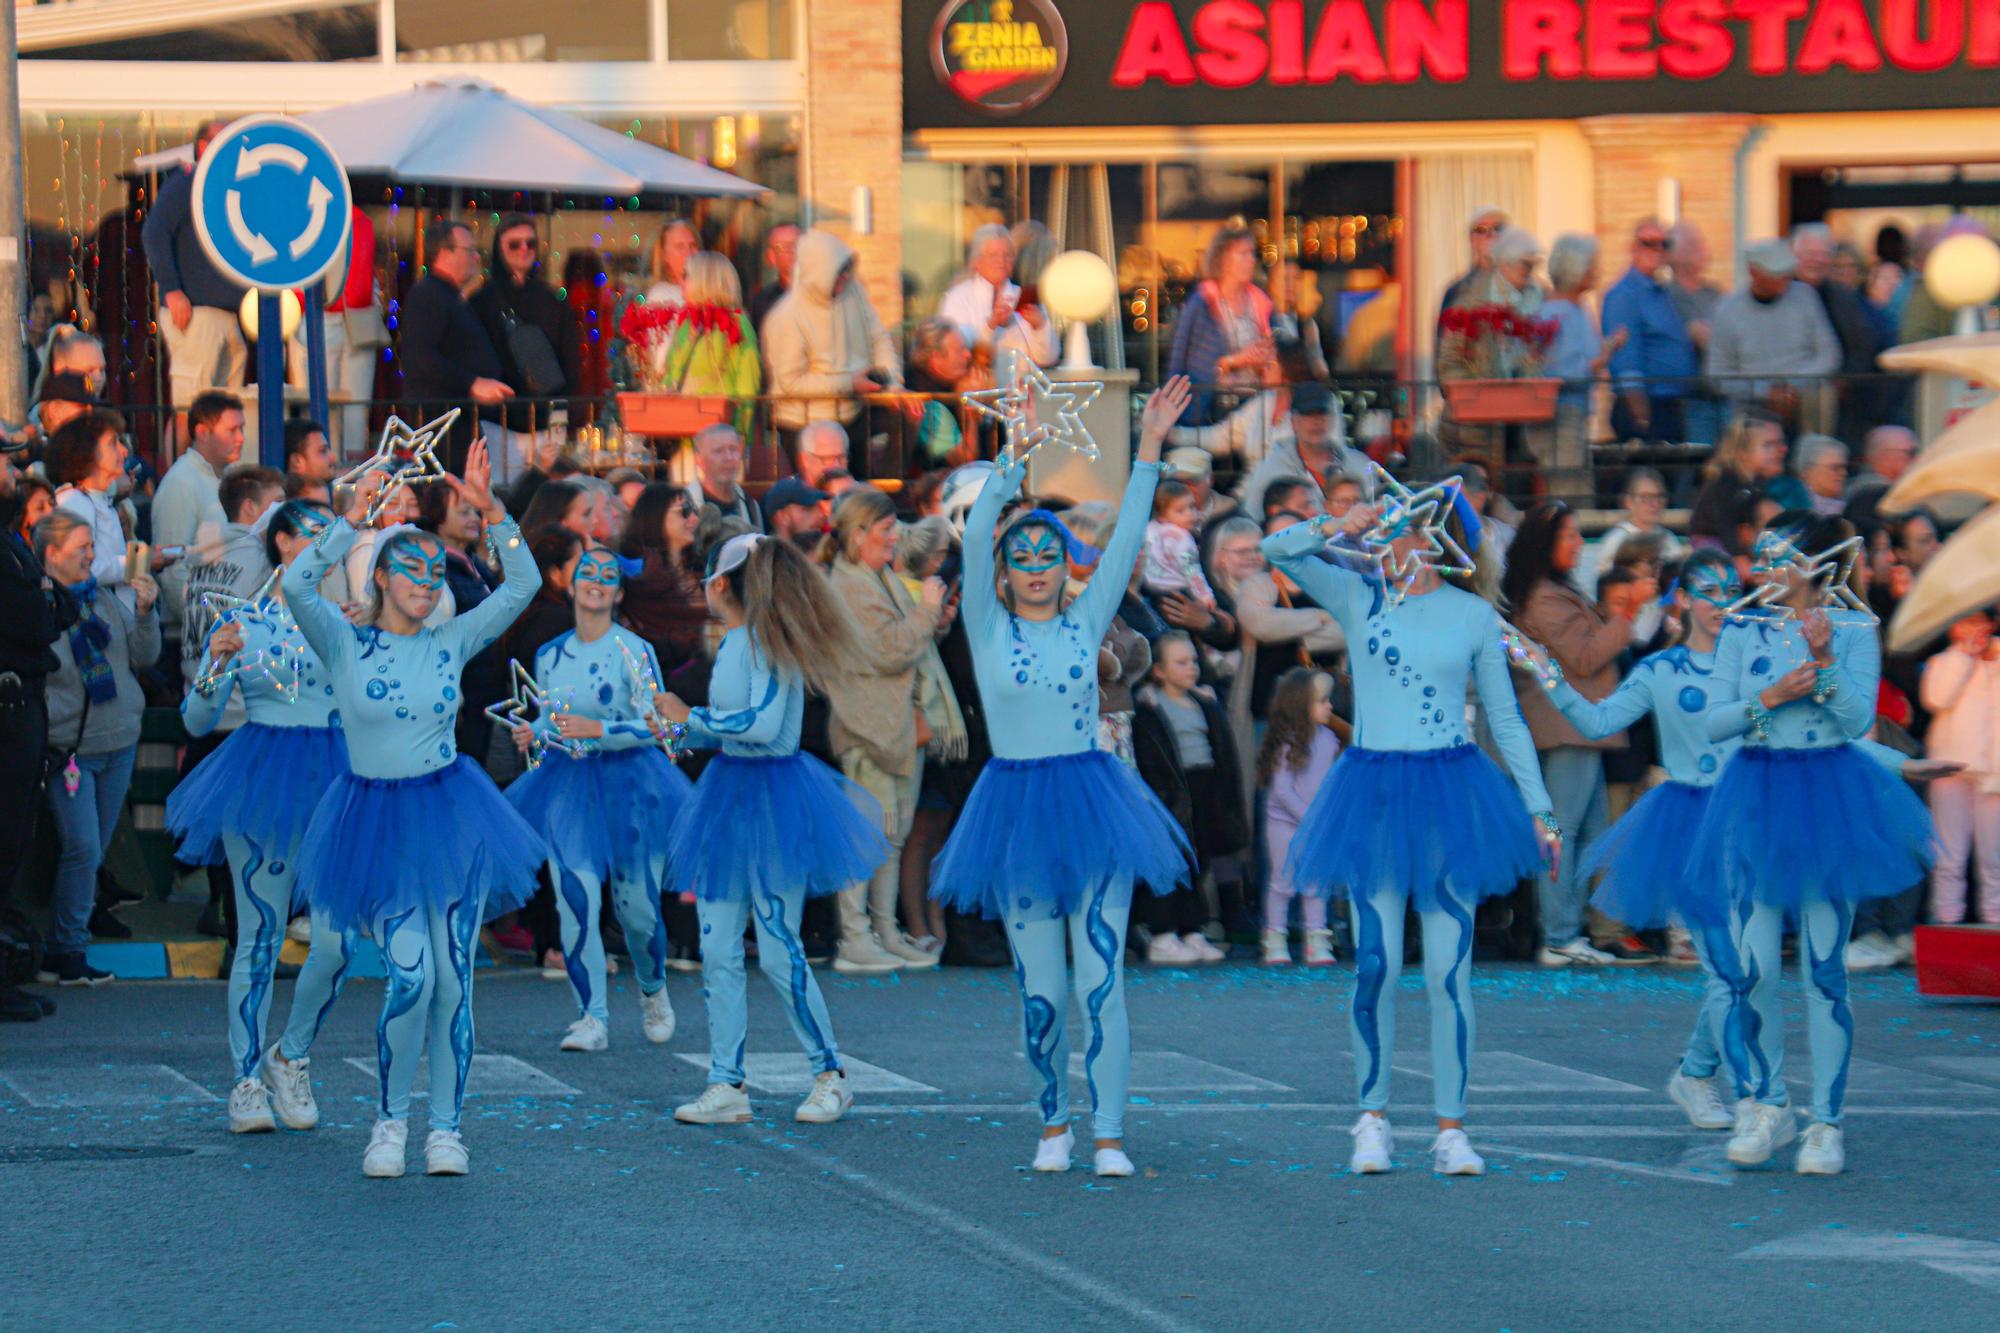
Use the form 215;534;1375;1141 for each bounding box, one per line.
1578;114;1761;280
805;0;904;330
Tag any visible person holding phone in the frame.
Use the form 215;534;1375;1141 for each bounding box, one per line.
937;225;1056;370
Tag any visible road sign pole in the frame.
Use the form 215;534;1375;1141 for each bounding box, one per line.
257;292;284;457
303;284;329;430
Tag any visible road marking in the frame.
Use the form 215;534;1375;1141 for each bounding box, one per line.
1482;1144;1733;1187
339;1054;579;1099
1742;1231;2000;1292
1066;1051;1295;1093
0;1064;219;1107
1790;1057;1995;1095
673;1053;940;1095
1918;1055;2000;1087
1388;1051;1647;1093
849;1101;2000;1119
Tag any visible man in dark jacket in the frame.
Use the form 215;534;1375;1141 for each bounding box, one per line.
398;219;514;472
0;442;77;1022
140;122;248;442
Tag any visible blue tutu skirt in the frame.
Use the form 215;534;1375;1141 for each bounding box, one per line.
164;723;348;867
506;747;693;883
929;749;1195;918
1687;744;1934;914
295;755;548;931
664;752;887;903
1584;781;1730;930
1286;743;1542;911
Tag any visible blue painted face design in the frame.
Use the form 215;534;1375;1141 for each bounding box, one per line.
294;509;331;538
1685;568;1741;610
574;550;622;589
384;541;446;591
1005;526;1064;574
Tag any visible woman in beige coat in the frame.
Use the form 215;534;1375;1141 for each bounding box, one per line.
821;487;949;972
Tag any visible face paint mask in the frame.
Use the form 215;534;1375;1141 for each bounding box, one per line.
294;509;331;539
385;542;446;591
575;551;622;589
1004;526;1064;574
1683;568;1741;610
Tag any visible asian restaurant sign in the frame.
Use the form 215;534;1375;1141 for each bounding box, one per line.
907;0;2000;127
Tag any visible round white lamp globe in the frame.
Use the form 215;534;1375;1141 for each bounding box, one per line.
1924;233;2000;312
1040;249;1118;370
239;288;304;343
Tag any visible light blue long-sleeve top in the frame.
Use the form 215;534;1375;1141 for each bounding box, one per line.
960;456;1162;761
530;623;667;754
283;515;539;779
1702;611;1877;751
1261;519;1553;814
182;592;339;736
680;625;802;758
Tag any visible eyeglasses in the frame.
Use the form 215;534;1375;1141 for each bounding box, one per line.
1635;236;1668;250
1470;224;1502;238
503;237;539;253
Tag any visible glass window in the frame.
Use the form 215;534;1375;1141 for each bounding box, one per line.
396;0;651;62
667;0;794;60
30;5;379;62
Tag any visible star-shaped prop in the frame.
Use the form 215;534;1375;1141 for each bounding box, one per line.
618;638;687;758
962;363;1103;468
482;658;582;769
332;410;456;526
190;570;305;702
1727;530;1875;624
1355;464;1476;608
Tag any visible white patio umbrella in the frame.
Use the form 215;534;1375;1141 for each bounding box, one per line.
132;76;763;198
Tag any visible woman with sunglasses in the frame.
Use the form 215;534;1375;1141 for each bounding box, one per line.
285;441;548;1179
929;377;1197;1179
653;533;886;1128
470;212;582;472
504;544;691;1055
618;482;709;677
169;500;365;1138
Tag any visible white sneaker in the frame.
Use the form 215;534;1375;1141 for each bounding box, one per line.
1726;1102;1799;1166
1667;1070;1734;1130
1537;937;1615;967
640;989;676;1045
1887;933;1916;966
833;935;906;975
1349;1114;1393;1174
1845;931;1898;972
878;930;942;970
1665;928;1700;967
1094;1146;1135;1177
1261;928;1292;966
674;1083;752;1125
1431;1128;1485;1176
362;1119;408;1178
559;1015;608;1052
227;1077;275;1134
1303;928;1337;967
425;1129;469;1176
794;1068;853;1124
260;1046;318;1130
1181;932;1227;963
1147;933;1199;966
1795;1122;1845;1175
285;916;312;945
1033;1129;1075;1173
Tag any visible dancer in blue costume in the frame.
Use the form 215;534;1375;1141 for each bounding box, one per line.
1689;512;1935;1176
168;500;355;1137
286;443;548;1179
1261;471;1559;1178
930;377;1196;1179
505;544;692;1054
1512;551;1940;1140
655;533;886;1128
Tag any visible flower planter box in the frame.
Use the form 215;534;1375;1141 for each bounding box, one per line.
1442;377;1561;424
617;392;733;437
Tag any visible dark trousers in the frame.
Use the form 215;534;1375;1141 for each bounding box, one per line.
0;683;50;909
1611;394;1686;446
1852;881;1925;940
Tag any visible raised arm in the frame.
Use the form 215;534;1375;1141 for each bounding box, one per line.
1074;459;1164;641
444;440;543;660
959;454;1024;644
282;514;360;672
1473;609;1554;815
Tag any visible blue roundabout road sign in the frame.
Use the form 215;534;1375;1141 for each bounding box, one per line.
191;115;353;293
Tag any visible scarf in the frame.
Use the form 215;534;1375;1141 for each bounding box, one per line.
884;570;968;762
67;579;117;704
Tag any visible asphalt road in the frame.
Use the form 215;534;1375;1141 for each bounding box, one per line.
3;958;1996;1331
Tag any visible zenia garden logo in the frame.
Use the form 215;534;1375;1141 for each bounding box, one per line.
931;0;1070;117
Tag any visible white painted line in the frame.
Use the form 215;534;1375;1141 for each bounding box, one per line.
673;1053;940;1095
1387;1051;1647;1093
1787;1057;1996;1095
340;1053;580;1099
1917;1055;2000;1088
0;1064;220;1107
1065;1051;1296;1093
1742;1231;2000;1292
847;1101;2000;1119
1482;1144;1733;1187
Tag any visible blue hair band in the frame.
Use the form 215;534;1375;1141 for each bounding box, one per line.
1449;487;1483;557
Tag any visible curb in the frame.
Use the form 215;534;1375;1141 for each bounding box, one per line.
82;937;503;981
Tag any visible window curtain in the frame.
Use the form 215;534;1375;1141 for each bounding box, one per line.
1413;153;1533;379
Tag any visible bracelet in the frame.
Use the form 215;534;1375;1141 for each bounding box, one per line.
1534;810;1563;841
1745;697;1774;743
1810;666;1839;705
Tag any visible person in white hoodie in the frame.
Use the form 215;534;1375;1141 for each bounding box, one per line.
760;229;901;473
1920;609;2000;927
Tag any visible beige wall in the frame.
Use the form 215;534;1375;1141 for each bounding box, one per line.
804;0;903;328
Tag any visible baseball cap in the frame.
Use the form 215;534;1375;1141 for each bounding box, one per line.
1744;239;1798;277
37;372;98;406
1290;382;1334;417
765;477;828;512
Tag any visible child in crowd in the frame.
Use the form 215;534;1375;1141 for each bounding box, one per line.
1920;608;2000;925
1144;479;1217;609
1256;667;1341;966
1133;631;1247;965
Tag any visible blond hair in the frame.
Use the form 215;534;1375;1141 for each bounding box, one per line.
684;251;742;307
730;538;871;693
819;485;896;566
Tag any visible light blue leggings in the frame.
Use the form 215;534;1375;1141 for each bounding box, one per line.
1349;889;1476;1120
221;833;358;1082
553;860;669;1023
1732;898;1856;1124
1004;878;1133;1142
372;893;484;1132
1680;921;1752;1094
695;884;840;1087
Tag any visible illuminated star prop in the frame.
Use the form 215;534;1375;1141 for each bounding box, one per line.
1726;530;1876;624
482;658;582;769
962;363;1103;468
190;570;304;702
618;638;687;758
332;410;456;526
1498;622;1565;689
1355;463;1476;608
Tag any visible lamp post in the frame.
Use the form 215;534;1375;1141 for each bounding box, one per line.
1039;249;1118;372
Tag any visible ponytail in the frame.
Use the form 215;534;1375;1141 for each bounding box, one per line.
735;537;871;693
